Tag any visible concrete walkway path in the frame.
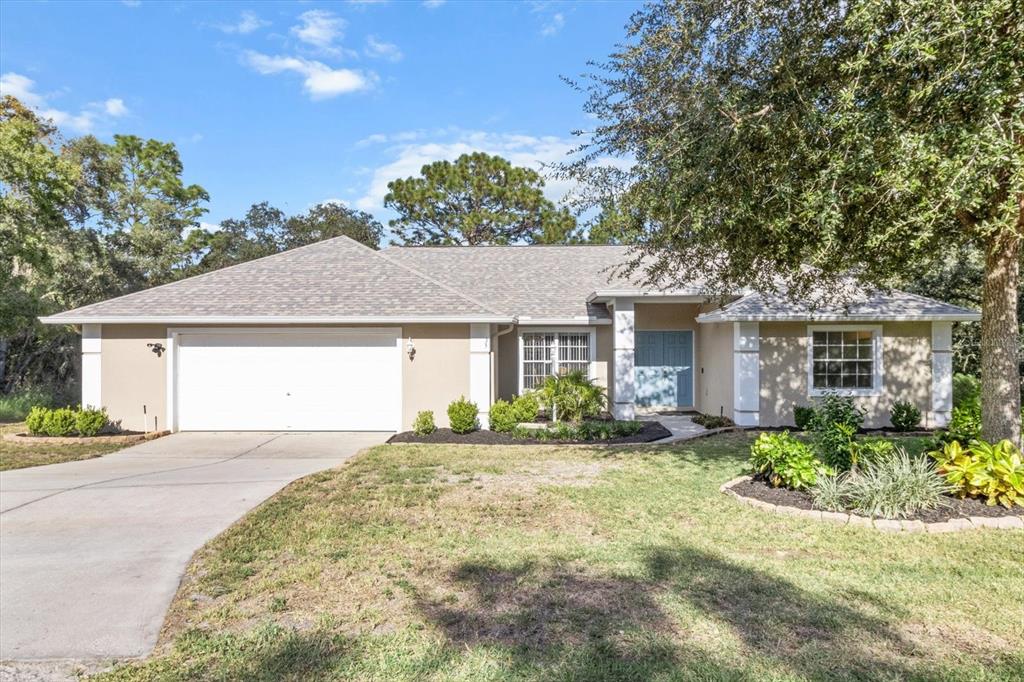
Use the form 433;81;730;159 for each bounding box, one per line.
639;413;713;442
0;431;388;663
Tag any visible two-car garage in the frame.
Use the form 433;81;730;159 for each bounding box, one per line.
172;329;402;432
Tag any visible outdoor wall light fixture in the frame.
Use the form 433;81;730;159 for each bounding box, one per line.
147;342;165;357
406;337;416;360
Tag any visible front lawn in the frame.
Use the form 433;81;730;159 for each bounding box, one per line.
0;423;128;471
100;433;1022;681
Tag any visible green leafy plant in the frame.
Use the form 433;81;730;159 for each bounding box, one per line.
945;404;982;443
851;438;895;465
42;407;78;437
809;394;866;471
412;410;436;436
952;374;981;410
931;439;1024;508
889;401;922;432
793;405;816;431
749;431;826;490
537;370;606;422
25;406;50;435
446;397;479;435
488;400;517;433
511;392;539;423
511;420;643;442
0;388;56;423
692;413;734;429
75;407;109;437
812;449;952;519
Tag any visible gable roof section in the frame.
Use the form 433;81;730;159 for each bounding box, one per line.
41;236;509;324
697;289;981;323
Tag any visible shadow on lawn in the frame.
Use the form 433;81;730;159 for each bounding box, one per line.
415;545;931;682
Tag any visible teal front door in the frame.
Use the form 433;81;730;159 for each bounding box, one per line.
635;331;694;408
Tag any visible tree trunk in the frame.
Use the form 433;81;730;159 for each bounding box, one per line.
980;227;1021;445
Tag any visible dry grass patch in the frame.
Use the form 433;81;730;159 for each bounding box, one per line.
0;422;128;471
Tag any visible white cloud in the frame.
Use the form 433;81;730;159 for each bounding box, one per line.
0;72;44;107
243;51;373;99
104;98;128;116
365;35;403;62
540;12;565;37
0;72;129;134
422;0;446;7
291;9;344;53
354;130;585;213
217;11;269;35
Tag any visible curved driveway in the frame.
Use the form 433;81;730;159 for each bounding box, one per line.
0;431;387;661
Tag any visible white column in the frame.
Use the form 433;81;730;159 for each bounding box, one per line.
469;323;492;429
733;322;760;426
81;323;102;409
612;299;635;420
931;321;953;428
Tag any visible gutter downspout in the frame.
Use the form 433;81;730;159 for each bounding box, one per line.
492;324;516;403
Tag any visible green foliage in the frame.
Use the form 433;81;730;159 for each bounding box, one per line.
851;438;896;466
952;373;982;409
749;431;825;490
24;405;49;435
889;401;922;432
691;413;734;429
511;392;539;423
412;410;436;436
446;397;479;435
75;407;109;437
946;404;983;444
42;407;77;436
537;370;607;423
384;152;577;245
930;439;1024;508
793;405;815;431
809;395;866;471
511;420;643;442
812;449;952;519
0;387;55;422
488;400;517;433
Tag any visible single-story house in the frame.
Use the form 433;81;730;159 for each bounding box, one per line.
41;236;980;433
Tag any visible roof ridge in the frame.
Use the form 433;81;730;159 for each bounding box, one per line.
339;236;509;317
51;235;361;318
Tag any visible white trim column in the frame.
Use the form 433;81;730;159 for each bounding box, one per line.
469;323;492;429
931;321;953;428
733;322;760;426
612;299;635;420
81;324;102;409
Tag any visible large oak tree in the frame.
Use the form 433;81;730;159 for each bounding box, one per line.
570;0;1023;443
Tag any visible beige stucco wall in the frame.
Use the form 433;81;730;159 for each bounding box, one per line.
100;325;167;432
697;322;734;417
493;325;612;404
401;324;471;430
759;321;933;428
635;303;699;331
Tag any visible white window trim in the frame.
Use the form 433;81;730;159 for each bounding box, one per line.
806;324;884;398
517;326;597;395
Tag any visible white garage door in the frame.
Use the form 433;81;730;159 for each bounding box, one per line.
175;329;401;431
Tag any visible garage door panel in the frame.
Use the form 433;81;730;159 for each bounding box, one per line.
175;331;400;431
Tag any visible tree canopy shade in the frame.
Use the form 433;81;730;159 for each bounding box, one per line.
568;0;1023;443
384;152;578;245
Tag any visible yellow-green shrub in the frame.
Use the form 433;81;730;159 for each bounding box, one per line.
930;439;1024;508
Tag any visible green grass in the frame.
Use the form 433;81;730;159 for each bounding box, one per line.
0;387;59;423
0;423;128;471
98;433;1022;681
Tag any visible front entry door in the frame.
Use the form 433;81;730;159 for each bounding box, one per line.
634;330;694;408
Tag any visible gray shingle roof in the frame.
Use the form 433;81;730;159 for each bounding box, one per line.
697;289;981;322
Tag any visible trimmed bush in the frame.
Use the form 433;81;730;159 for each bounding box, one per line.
537;371;606;422
75;407;109;437
812;449;951;518
749;431;826;490
511;392;539;423
889;401;922;431
930;439;1024;508
25;406;50;435
489;400;517;432
692;413;734;429
412;410;436;436
511;420;643;441
809;394;865;471
447;397;479;434
42;407;78;437
793;405;815;430
945;404;981;443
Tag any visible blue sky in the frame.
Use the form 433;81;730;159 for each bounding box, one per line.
1;0;639;232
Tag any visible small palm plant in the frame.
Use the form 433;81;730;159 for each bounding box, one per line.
538;370;607;422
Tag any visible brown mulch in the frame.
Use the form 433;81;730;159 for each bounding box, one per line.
388;421;672;446
732;477;1024;523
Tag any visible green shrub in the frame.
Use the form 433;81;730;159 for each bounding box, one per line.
0;388;57;422
412;410;436;435
447;397;479;434
25;406;50;435
952;373;981;409
75;407;109;437
851;437;895;465
813;449;951;519
537;371;606;422
511;392;539;423
749;431;826;490
809;394;865;471
42;407;78;437
945;404;982;443
489;400;517;432
889;401;922;431
692;413;734;429
930;439;1024;508
793;405;815;430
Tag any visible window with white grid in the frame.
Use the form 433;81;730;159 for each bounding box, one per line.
520;331;592;390
809;328;880;394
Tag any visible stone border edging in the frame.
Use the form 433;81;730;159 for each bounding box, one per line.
720;475;1024;533
3;430;170;446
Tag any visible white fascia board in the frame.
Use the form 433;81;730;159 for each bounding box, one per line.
40;314;516;325
587;289;712;304
517;317;612;326
697;313;981;323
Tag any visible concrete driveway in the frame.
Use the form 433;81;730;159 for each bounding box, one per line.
0;431;388;662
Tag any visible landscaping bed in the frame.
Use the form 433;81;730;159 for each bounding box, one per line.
732;475;1024;523
389;420;672;445
3;429;163;446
